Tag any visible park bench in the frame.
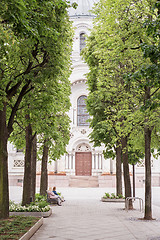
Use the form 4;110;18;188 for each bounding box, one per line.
46;190;62;205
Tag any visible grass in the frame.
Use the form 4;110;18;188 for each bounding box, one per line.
0;215;40;240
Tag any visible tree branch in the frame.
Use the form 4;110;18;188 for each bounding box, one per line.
150;87;160;97
32;132;37;142
14;120;25;131
7;80;31;137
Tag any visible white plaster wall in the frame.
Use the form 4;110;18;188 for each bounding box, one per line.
8;142;24;175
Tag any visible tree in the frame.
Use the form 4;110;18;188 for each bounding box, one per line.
10;74;71;204
82;0;158;213
82;31;135;203
0;0;73;218
87;92;123;196
39;112;71;196
129;1;160;219
40;138;49;196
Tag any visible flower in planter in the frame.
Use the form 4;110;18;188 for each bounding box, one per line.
9;201;51;212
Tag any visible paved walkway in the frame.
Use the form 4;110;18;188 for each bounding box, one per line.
27;188;160;240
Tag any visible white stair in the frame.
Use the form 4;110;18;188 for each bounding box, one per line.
69;176;99;188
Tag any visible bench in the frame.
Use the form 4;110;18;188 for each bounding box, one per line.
46;191;62;205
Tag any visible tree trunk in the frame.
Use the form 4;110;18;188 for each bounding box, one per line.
40;139;49;196
116;143;122;196
22;116;32;205
143;86;152;219
0;104;9;219
144;126;152;219
132;164;135;198
121;137;132;209
31;134;37;202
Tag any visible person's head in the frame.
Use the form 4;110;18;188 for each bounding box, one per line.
53;186;56;191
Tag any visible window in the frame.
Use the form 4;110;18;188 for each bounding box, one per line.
80;33;86;52
77;95;90;126
16;148;24;152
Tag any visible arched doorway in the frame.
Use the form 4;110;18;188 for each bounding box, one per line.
75;143;92;176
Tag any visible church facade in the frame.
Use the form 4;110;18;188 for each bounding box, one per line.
8;0;160;188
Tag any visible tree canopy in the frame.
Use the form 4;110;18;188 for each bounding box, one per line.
0;0;73;219
82;0;160;219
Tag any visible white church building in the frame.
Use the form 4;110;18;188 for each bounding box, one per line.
8;0;160;188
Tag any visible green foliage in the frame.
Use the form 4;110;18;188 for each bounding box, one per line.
1;0;72;159
104;192;124;199
82;0;160;162
35;193;47;202
117;194;124;199
111;193;116;199
105;192;110;198
9;198;50;212
0;215;40;240
1;0;73;219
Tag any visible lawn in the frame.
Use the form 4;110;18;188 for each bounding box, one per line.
0;215;40;240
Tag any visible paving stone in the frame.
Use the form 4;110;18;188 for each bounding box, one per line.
9;187;160;240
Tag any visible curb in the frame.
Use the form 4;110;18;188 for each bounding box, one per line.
101;197;125;202
9;208;52;218
19;217;43;240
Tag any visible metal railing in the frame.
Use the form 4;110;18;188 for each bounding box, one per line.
125;197;143;212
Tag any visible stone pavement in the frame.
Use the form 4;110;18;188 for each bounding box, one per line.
28;188;160;240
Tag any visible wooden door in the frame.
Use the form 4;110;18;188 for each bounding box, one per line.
75;152;92;176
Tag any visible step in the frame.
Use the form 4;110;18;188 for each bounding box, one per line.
69;176;99;188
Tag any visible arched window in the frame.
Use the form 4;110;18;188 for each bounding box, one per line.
80;33;86;52
77;95;90;126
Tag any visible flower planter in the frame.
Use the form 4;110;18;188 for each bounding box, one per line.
101;197;125;202
9;208;52;218
19;217;43;240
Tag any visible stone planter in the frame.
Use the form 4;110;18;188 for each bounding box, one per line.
9;208;52;218
19;217;43;240
101;197;125;202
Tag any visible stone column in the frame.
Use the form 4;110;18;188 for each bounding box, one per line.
92;153;95;169
54;160;58;173
73;152;75;173
73;108;76;126
110;158;113;174
101;154;103;169
98;154;102;169
68;153;71;169
65;153;69;169
96;154;98;170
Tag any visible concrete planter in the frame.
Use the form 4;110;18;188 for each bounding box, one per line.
101;197;125;202
19;217;43;240
9;208;52;218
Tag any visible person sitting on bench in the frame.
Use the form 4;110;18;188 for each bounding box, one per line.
47;188;62;206
52;186;65;202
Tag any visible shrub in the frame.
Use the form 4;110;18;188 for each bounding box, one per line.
105;193;110;198
118;194;125;199
111;193;116;199
9;202;50;212
9;195;50;212
35;193;47;202
103;192;125;199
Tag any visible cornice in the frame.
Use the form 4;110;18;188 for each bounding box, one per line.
71;79;87;86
